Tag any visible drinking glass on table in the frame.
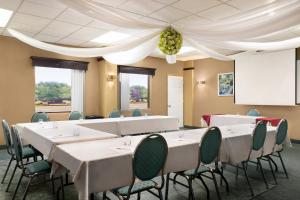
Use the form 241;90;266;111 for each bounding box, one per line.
178;132;185;140
73;127;80;136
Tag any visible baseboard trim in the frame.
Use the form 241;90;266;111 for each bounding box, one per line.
0;145;6;150
291;139;300;144
183;125;202;129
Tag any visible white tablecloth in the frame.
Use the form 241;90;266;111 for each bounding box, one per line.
50;124;289;200
210;114;260;126
51;136;199;200
79;116;179;136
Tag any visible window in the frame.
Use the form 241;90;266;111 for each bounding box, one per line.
120;73;149;110
35;67;72;112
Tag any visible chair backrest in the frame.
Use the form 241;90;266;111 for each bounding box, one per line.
276;119;288;145
251;121;267;151
11;126;24;167
69;111;83;120
247;108;260;116
31;112;49;122
132;109;142;117
199;127;222;165
133;134;168;181
109;110;121;118
2;120;13;155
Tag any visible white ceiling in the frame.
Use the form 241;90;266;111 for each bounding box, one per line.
0;0;300;60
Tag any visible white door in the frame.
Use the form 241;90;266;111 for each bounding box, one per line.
168;76;183;127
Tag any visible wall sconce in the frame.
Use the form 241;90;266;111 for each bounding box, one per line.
197;80;206;85
107;74;116;82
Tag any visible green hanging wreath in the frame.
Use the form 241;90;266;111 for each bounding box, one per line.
158;27;183;55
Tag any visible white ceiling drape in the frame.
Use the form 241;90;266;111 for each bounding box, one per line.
7;0;300;64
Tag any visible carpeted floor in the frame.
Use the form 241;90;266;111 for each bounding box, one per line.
0;144;299;200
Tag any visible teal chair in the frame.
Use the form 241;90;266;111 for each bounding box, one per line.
10;126;64;200
132;109;142;117
31;112;49;122
166;127;223;200
235;121;275;196
247;109;260;116
103;134;168;200
264;119;289;179
69;111;84;120
1;120;41;192
109;110;121;118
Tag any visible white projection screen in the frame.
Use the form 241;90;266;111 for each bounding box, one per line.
235;49;296;106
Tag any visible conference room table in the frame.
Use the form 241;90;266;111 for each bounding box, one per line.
203;114;261;127
49;124;290;200
15;115;180;157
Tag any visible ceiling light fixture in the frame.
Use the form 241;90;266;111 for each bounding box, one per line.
91;31;130;44
0;8;13;27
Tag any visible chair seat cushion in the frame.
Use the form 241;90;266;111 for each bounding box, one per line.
183;166;210;176
25;160;51;175
116;180;156;196
22;146;36;158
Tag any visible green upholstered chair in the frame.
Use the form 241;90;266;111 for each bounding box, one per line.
103;134;168;200
166;127;223;200
247;108;260;116
31;112;49;122
235;121;274;196
109;110;121;118
69;111;84;120
132;109;142;117
10;126;64;200
265;119;289;179
1;120;41;192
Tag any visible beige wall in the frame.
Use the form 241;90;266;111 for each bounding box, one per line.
192;51;300;140
98;57;184;117
0;36;100;144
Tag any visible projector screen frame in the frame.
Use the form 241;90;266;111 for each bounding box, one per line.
233;49;298;106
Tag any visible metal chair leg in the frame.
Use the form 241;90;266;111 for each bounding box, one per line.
267;156;277;184
269;156;278;172
22;176;34;200
173;173;179;185
12;174;23;200
257;158;269;189
158;189;163;200
215;167;229;192
187;177;195;200
197;175;210;199
1;157;13;184
242;162;254;196
6;163;17;192
235;165;239;182
278;152;288;179
211;172;221;200
61;176;65;200
103;191;107;200
137;192;141;200
165;173;170;200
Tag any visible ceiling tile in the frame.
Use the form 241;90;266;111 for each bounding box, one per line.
58;37;87;46
175;15;210;27
8;13;50;33
0;0;22;10
198;4;240;21
150;6;190;23
68;27;107;41
139;16;168;26
153;0;179;4
227;0;276;11
40;21;82;37
18;1;65;19
35;33;62;43
114;8;143;20
87;20;118;30
172;0;221;13
25;0;66;10
90;0;128;7
57;9;93;25
118;0;165;16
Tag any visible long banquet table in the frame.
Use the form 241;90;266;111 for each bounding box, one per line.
16;115;179;157
210;114;260;126
49;124;290;200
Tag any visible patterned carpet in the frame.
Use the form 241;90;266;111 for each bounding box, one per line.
0;144;299;200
